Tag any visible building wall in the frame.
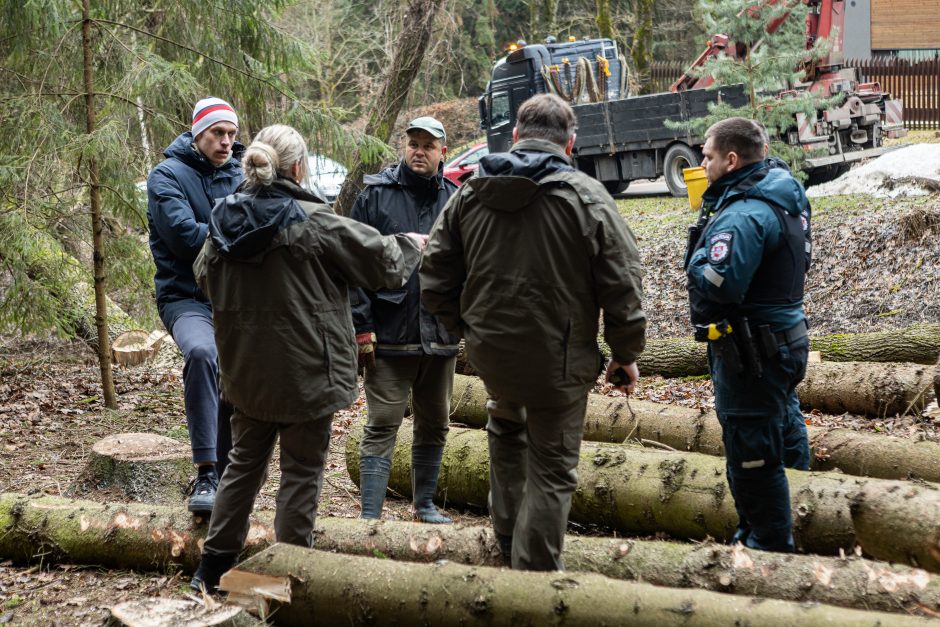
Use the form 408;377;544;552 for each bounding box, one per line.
844;0;872;60
871;0;940;51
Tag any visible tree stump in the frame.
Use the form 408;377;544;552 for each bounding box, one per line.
107;598;252;627
74;433;191;504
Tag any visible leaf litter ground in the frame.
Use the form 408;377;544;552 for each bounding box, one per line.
1;183;940;624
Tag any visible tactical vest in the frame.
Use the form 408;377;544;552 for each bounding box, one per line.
687;166;810;323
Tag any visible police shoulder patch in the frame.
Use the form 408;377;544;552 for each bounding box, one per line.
708;231;733;264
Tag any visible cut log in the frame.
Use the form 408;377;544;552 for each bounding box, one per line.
107;598;251;627
312;517;940;616
798;361;934;416
225;543;934;626
0;493;274;572
71;433;192;504
3;493;938;616
850;481;940;573
347;421;940;560
635;323;940;377
450;374;940;483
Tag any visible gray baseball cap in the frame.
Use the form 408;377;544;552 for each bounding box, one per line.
405;116;446;144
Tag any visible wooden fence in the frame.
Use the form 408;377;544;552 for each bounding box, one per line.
847;55;940;130
648;57;940;130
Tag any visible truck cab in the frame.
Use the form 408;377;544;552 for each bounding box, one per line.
479;38;622;154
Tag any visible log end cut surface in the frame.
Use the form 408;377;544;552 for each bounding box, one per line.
92;433;188;462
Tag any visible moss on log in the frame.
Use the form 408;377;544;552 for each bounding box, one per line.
637;324;940;377
227;543;933;626
312;517;940;616
347;422;875;555
450;374;940;483
3;493;937;616
0;493;274;573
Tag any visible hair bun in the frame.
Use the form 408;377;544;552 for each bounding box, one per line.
243;141;278;186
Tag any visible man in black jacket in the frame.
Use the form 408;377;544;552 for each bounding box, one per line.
350;117;460;523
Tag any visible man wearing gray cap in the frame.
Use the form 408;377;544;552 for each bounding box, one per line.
349;116;459;524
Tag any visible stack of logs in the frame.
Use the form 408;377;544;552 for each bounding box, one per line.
1;323;939;625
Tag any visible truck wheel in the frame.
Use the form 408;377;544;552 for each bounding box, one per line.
603;180;630;195
663;143;702;197
805;163;850;187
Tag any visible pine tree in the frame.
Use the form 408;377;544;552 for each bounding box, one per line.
0;0;385;405
682;0;837;174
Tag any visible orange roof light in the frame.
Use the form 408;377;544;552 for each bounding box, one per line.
568;36;576;42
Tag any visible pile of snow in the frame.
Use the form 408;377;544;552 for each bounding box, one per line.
806;143;940;198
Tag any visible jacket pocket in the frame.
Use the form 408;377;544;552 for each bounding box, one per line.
374;288;407;305
321;328;335;387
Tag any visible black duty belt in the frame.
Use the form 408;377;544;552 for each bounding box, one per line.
771;320;808;346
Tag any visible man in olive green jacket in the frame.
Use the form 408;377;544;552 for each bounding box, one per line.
420;94;646;571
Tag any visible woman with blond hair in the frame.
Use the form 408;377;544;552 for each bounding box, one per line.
191;124;426;592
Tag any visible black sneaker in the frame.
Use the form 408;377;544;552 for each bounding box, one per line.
190;552;237;594
187;469;219;514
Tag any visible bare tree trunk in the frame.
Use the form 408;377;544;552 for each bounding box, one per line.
225;543;932;626
449;374;940;483
596;0;613;39
346;421;940;560
82;0;116;408
332;0;445;216
630;0;654;94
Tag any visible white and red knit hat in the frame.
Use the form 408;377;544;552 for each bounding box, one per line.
191;97;238;138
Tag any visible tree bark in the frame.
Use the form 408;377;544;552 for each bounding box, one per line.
0;493;274;573
798;361;934;416
3;494;937;617
225;543;933;627
449;374;940;483
332;0;445;216
346;422;940;559
637;324;940;377
312;517;940;617
82;0;116;408
71;433;192;503
630;0;654;94
850;481;940;573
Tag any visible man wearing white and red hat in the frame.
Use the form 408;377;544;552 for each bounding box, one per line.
146;97;244;515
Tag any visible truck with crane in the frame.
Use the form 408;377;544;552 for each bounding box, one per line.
477;0;907;196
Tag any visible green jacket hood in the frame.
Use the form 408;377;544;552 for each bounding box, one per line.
209;179;325;260
469;138;575;212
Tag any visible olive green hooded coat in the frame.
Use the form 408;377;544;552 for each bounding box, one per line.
194;179;421;422
420;139;646;407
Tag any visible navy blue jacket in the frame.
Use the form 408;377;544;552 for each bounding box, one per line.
349;161;459;357
147;132;244;331
686;159;810;331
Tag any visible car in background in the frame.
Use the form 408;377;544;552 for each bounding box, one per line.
443;142;488;186
307;154;347;203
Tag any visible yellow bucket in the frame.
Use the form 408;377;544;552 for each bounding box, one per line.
683;166;708;210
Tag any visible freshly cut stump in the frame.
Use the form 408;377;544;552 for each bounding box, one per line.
77;433;191;504
107;598;251;626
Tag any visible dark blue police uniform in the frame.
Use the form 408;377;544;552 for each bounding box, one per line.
685;158;812;552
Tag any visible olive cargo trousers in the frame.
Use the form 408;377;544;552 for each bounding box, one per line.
485;392;588;571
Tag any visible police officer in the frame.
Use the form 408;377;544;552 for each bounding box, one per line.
685;117;811;552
